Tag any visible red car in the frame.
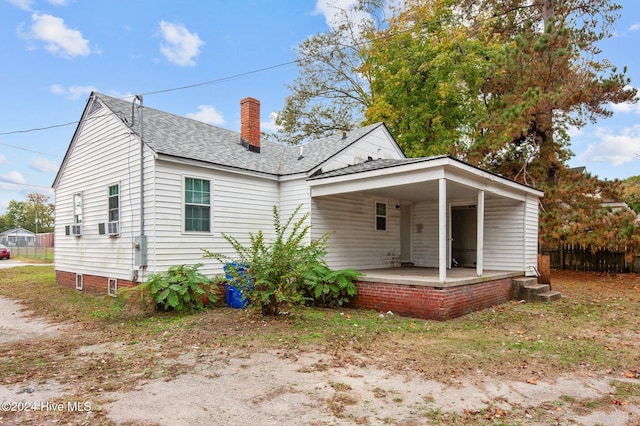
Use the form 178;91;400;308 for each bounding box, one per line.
0;244;10;260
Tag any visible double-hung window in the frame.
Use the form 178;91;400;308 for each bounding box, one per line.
375;202;387;231
73;193;83;224
108;184;120;222
185;177;210;232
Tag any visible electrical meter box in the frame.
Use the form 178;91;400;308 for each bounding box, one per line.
134;235;147;267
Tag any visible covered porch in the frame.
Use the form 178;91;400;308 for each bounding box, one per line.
307;156;543;319
308;156;543;283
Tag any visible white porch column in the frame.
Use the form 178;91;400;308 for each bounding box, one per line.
438;178;447;282
477;190;485;276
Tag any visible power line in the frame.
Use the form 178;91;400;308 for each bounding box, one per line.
0;60;297;141
142;61;296;96
0;142;63;158
0;5;542;139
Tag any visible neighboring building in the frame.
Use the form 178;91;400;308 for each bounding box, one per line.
0;227;36;247
53;92;543;318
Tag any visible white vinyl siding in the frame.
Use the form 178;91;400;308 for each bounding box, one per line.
483;198;525;271
279;178;312;243
311;193;401;270
149;161;278;276
412;202;440;267
54;102;142;281
320;126;405;173
523;194;539;275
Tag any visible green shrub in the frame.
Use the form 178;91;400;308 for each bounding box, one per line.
204;205;345;316
303;264;361;307
118;264;216;313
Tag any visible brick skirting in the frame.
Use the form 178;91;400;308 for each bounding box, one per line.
55;270;228;302
351;276;517;320
56;270;137;294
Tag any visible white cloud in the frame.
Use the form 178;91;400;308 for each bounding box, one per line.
47;0;73;5
159;21;204;67
8;0;34;10
0;154;7;164
186;105;224;125
261;111;281;134
0;171;26;185
314;0;374;35
50;84;96;100
577;124;640;166
630;22;640;32
29;157;59;173
23;13;91;58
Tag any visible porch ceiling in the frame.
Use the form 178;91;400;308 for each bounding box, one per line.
356;180;484;203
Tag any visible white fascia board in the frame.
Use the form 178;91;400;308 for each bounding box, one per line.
443;169;527;202
309;164;446;198
444;158;544;198
156;154;280;181
307;156;544;201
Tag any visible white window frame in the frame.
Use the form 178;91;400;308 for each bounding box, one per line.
183;176;212;233
73;193;83;224
375;201;387;231
108;278;117;297
75;274;83;290
108;184;120;223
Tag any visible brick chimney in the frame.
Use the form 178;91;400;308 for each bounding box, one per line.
240;97;260;153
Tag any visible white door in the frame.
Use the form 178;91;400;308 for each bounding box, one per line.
400;205;411;264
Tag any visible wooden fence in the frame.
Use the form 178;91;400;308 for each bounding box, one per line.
540;244;635;273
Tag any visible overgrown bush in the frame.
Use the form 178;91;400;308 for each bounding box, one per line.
203;205;359;315
118;264;216;313
303;264;362;307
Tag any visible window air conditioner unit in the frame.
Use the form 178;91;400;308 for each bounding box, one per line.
71;224;83;236
107;221;120;236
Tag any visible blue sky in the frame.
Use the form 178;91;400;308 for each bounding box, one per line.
0;0;639;215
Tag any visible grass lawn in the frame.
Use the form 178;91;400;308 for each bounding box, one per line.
0;266;638;424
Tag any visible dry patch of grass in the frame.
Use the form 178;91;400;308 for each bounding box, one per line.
1;267;639;424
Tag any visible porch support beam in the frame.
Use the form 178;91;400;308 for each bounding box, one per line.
438;178;447;282
477;190;485;276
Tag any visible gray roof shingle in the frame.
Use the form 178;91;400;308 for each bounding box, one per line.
95;92;385;177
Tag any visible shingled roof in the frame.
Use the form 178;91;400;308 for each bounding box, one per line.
94;92;385;177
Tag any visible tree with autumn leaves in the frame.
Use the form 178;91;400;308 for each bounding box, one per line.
275;0;639;253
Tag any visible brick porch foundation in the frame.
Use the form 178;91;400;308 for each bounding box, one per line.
351;276;518;320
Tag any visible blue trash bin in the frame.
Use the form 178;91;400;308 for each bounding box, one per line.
224;263;250;308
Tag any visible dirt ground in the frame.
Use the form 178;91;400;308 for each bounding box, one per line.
0;296;639;425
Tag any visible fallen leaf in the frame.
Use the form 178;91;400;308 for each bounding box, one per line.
624;371;636;378
526;378;537;385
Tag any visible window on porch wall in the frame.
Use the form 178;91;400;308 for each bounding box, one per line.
375;202;387;231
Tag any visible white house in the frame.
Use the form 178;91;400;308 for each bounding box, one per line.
0;227;36;247
53;92;543;317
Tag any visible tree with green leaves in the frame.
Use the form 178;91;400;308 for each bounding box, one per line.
0;193;54;233
364;0;495;157
270;0;386;145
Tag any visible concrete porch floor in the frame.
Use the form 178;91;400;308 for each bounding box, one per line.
358;267;523;288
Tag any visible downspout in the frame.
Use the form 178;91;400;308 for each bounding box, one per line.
135;94;144;237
